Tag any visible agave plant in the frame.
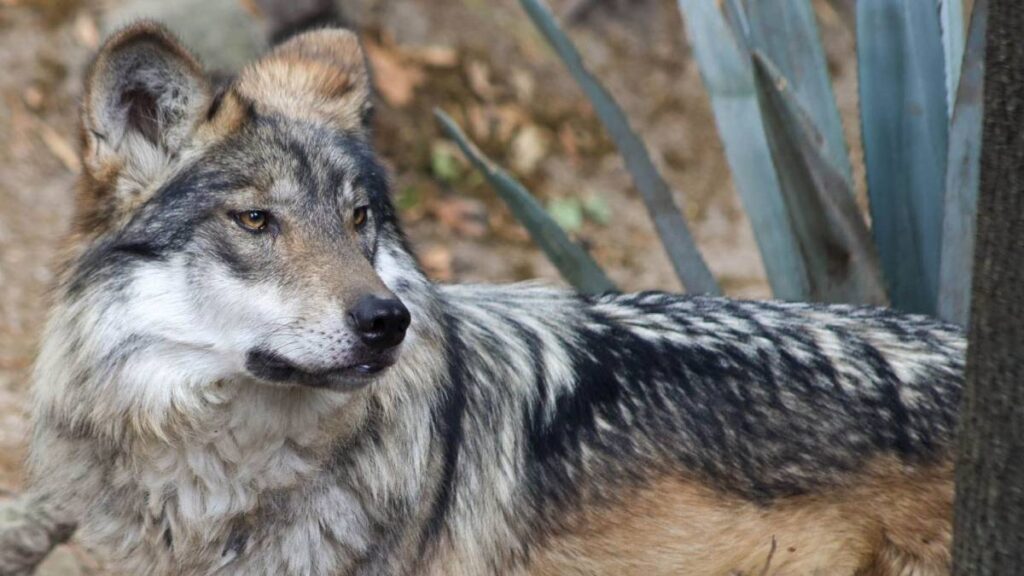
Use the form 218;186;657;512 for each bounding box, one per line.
439;0;986;327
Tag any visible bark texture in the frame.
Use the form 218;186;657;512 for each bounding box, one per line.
952;0;1024;571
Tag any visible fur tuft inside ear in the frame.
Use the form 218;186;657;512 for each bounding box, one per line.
234;28;372;133
82;22;210;177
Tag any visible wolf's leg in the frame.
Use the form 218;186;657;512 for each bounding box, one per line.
0;492;76;575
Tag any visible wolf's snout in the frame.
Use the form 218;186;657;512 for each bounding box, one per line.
348;295;411;350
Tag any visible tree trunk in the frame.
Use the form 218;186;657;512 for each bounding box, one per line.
952;0;1024;571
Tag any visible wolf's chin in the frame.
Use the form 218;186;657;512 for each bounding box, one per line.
244;348;396;392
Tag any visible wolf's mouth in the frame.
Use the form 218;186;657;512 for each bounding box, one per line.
245;348;396;391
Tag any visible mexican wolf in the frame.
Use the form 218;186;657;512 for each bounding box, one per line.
24;22;965;576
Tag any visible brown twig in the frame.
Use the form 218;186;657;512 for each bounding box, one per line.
757;535;778;576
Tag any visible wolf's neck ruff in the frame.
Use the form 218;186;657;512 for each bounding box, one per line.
30;256;448;574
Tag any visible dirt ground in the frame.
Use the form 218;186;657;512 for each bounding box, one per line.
0;0;857;572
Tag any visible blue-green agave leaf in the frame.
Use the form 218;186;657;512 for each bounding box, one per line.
434;109;616;294
721;0;752;53
858;0;949;315
519;0;719;295
739;0;853;190
940;0;966;116
938;0;987;326
752;52;887;305
677;0;808;300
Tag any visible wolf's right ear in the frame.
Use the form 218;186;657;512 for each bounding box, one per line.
81;22;210;178
234;28;372;133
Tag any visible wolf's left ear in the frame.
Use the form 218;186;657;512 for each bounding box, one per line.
235;28;372;133
82;22;210;176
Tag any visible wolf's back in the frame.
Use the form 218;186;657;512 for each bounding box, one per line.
440;285;964;505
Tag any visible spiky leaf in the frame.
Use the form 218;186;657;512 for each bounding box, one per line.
434;109;616;294
938;0;987;326
858;0;949;315
738;0;853;190
677;0;807;300
752;52;887;305
519;0;719;295
940;0;966;116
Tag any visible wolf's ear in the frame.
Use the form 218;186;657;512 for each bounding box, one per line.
82;22;210;176
235;28;372;133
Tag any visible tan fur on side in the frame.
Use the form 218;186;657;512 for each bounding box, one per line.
234;28;371;133
527;458;953;576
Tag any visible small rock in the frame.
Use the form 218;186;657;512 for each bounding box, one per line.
22;87;43;111
466;60;497;102
102;0;267;74
510;125;549;175
510;68;535;102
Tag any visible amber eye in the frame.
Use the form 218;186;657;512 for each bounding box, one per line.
353;206;369;229
233;210;269;232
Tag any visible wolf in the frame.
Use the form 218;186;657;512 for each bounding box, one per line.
20;21;965;576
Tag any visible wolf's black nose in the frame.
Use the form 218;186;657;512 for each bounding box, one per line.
348;295;411;349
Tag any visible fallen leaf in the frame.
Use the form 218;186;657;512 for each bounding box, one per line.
420;245;454;281
559;125;580;163
402;45;458;68
72;12;100;50
433;197;488;238
430;141;463;183
582;195;612;225
466;60;497;101
395;186;422;212
22;86;43;111
364;39;426;108
493;105;527;143
547;197;584;233
466;105;490;141
36;122;80;174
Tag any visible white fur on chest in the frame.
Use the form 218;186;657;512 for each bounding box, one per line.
106;383;374;575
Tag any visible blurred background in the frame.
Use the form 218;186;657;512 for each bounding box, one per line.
0;1;857;571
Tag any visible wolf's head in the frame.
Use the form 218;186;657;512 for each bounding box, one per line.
56;22;427;398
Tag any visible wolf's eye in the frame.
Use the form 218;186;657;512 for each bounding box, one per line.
353;206;369;229
233;210;269;232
